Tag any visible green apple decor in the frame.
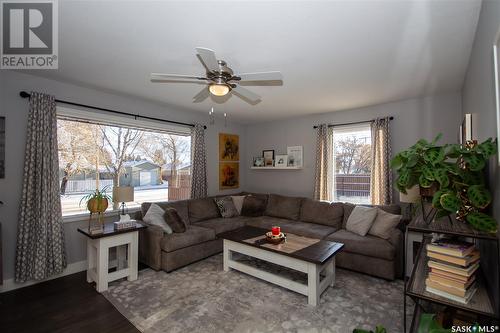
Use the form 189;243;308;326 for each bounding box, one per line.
391;134;498;233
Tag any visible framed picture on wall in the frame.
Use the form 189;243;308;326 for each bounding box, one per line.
287;146;303;168
219;162;239;190
262;150;274;166
275;154;288;168
493;27;500;166
219;133;239;161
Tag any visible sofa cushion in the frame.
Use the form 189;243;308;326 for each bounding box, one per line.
241;195;268;217
264;194;303;220
160;225;216;252
163;208;187;233
345;206;378;236
299;199;343;228
342;203;401;228
188;197;220;223
245;216;337;239
193;216;248;235
368;208;401;239
143;203;172;234
142;200;189;225
214;196;239;218
326;229;395;260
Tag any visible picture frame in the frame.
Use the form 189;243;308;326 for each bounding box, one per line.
219;162;239;190
219;133;239;161
493;27;500;166
287;146;303;168
275;154;288;168
262;150;274;166
253;157;265;167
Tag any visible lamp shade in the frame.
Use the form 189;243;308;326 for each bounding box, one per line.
399;185;420;203
113;186;134;203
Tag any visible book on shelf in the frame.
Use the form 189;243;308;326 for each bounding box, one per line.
430;268;474;283
425;285;477;304
427;249;480;267
428;260;479;277
425;278;476;298
426;239;475;258
428;271;476;289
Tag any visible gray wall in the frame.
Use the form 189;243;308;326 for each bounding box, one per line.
244;92;462;199
461;0;500;312
0;70;246;282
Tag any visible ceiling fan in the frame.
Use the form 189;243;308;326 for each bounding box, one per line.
150;47;283;104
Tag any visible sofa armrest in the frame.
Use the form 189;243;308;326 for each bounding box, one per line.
138;223;164;271
387;227;404;279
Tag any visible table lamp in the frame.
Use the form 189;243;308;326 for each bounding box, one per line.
113;186;134;218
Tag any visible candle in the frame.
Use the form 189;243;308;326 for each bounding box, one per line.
271;226;280;236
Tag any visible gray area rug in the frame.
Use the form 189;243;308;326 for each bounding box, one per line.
103;254;404;333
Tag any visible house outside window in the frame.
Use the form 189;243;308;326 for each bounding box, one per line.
332;123;372;204
57;112;191;217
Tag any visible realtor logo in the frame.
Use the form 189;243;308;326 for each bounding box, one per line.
1;0;58;69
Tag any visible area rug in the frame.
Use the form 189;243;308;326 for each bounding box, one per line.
102;254;404;333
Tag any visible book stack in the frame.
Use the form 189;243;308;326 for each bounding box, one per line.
425;239;480;304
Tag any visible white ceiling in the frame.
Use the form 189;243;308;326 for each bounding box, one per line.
27;0;482;123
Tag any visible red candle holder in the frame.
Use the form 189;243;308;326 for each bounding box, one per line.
271;226;280;236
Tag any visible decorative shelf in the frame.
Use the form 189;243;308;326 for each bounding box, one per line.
250;166;303;170
406;237;497;318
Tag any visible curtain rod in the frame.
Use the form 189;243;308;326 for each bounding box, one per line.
313;116;394;129
19;91;206;130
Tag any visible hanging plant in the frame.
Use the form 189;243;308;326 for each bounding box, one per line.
79;185;112;214
391;136;498;233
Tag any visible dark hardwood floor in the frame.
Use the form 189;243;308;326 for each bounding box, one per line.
0;271;140;333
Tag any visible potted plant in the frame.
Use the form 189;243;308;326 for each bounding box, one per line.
391;135;498;233
80;185;112;214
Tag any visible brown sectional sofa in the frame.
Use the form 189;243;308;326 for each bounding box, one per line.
136;193;404;280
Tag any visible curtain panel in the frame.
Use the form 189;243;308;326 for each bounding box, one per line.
190;124;208;199
370;117;393;205
313;124;333;201
15;91;67;283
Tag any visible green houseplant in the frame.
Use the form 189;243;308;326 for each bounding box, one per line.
79;185;112;214
391;135;497;233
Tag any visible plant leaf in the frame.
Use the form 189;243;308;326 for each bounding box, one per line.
478;138;497;157
433;168;449;188
390;154;404;169
466;212;498;233
419;174;433;188
424;147;445;166
463;154;486;171
422;167;435;181
467;185;492;209
440;193;461;213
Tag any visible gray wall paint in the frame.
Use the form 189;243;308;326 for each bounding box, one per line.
461;0;500;312
244;92;462;199
0;70;246;282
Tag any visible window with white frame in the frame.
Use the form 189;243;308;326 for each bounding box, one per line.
332;123;372;204
56;108;191;216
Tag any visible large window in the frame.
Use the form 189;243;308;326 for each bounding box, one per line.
57;116;191;216
332;123;371;204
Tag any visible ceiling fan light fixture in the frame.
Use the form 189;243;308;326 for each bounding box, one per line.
209;83;230;96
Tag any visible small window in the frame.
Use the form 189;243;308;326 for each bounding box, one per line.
57;117;191;216
332;123;371;204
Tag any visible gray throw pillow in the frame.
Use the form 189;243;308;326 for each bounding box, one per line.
345;206;378;236
231;195;246;215
368;208;401;239
214;197;239;218
143;203;172;234
163;208;187;233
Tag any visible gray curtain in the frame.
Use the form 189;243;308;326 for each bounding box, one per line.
313;124;333;201
190;123;207;199
15;91;67;283
370;117;393;205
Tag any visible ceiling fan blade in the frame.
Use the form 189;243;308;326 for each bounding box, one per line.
151;73;206;81
232;85;261;103
195;47;220;72
192;87;210;103
237;71;283;82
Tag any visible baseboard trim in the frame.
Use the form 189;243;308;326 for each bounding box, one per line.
0;260;87;293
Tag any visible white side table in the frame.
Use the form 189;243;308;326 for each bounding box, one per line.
78;223;146;293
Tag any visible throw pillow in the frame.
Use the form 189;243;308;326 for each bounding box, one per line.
214;197;239;218
231;195;246;215
345;206;378;236
368;208;401;239
163;207;187;233
241;195;268;217
143;203;172;234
